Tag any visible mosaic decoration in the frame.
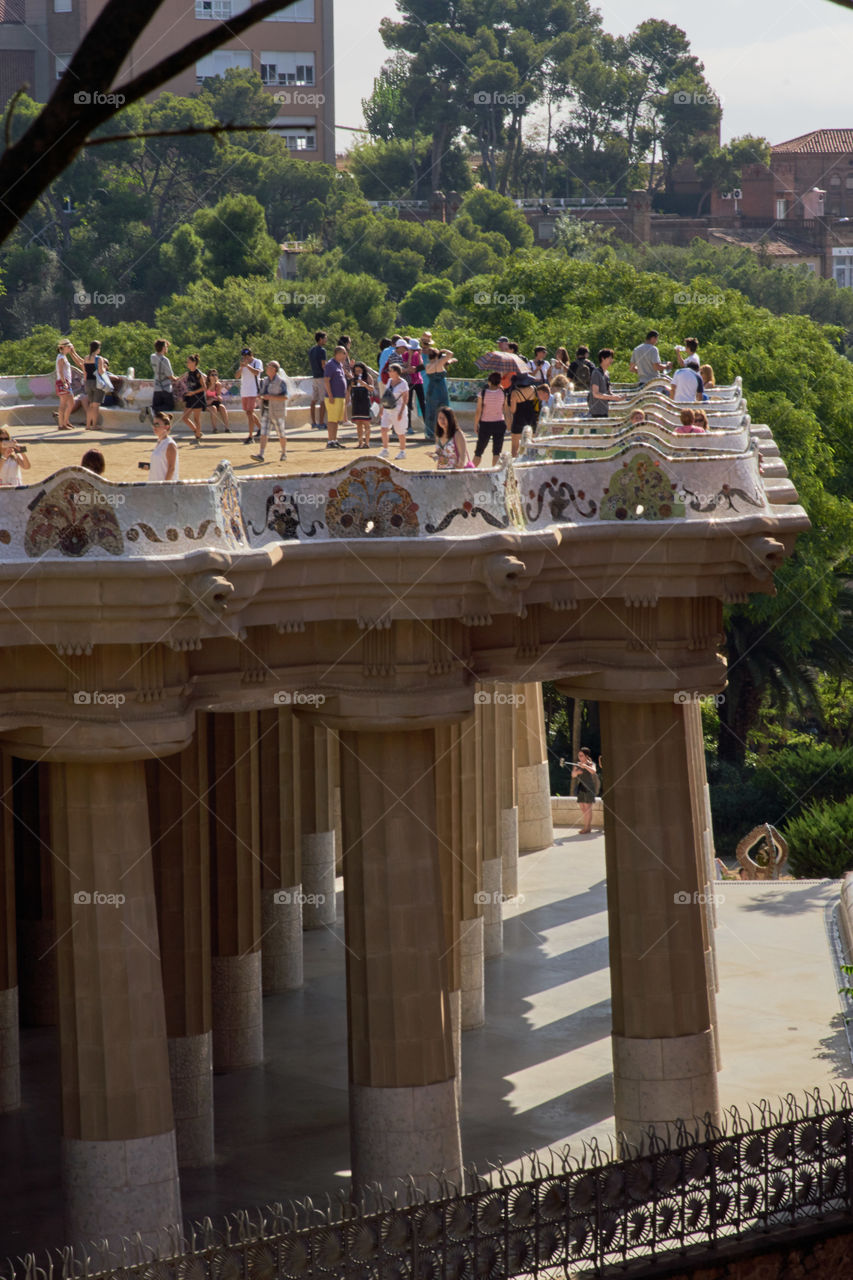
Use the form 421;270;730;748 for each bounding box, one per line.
250;487;324;541
24;477;123;558
425;502;508;534
526;476;598;522
600;452;685;522
677;483;765;514
127;520;218;544
216;467;247;544
325;464;420;538
504;464;526;531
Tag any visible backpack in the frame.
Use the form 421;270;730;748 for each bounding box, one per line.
381;385;399;410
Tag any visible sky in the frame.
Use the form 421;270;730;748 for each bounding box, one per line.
333;0;853;153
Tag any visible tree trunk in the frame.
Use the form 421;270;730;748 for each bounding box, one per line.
717;672;762;766
571;698;582;764
430;123;450;194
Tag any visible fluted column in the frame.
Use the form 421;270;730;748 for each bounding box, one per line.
14;761;57;1027
0;752;20;1112
435;721;469;1091
341;726;462;1192
684;702;721;1070
515;683;554;852
476;692;503;957
599;701;720;1142
496;684;519;898
459;717;484;1030
50;760;180;1245
299;721;336;928
208;712;263;1072
147;729;214;1167
259;707;303;993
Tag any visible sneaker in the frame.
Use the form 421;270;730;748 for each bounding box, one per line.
279;452;287;462
325;441;335;449
242;436;254;445
395;449;406;460
138;407;149;423
251;453;266;462
379;448;389;458
330;440;346;449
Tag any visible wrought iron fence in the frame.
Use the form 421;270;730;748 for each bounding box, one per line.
4;1086;853;1280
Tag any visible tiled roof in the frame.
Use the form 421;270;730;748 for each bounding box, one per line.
773;130;853;155
707;229;817;257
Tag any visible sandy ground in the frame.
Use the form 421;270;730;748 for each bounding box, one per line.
3;410;449;485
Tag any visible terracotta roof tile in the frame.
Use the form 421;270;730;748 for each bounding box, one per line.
773;130;853;155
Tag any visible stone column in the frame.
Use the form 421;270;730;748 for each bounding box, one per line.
208;712;263;1072
299;720;336;929
684;702;721;1069
496;684;519;898
147;730;214;1167
330;728;343;876
258;707;303;993
435;721;468;1090
459;717;484;1030
599;701;720;1143
341;726;462;1192
0;752;20;1112
13;761;57;1027
49;759;181;1245
476;692;503;958
515;683;554;852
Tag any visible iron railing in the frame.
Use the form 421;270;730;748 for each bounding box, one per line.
4;1087;853;1280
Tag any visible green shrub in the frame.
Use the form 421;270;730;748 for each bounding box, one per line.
783;796;853;878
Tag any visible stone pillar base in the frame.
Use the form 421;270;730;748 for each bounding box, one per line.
261;886;304;993
211;953;263;1072
17;918;57;1027
460;916;484;1029
613;1029;719;1145
517;762;554;852
482;857;503;958
62;1130;181;1247
350;1080;462;1193
500;806;519;898
168;1031;213;1167
302;832;336;929
0;986;20;1112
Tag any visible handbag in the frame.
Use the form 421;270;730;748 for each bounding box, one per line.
94;359;113;393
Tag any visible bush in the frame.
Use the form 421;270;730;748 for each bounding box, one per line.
783;796;853;878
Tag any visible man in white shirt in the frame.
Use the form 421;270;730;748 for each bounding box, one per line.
670;356;704;403
528;346;551;382
239;347;264;444
630;330;668;386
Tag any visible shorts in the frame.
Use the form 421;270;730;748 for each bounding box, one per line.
207;397;223;409
311;377;325;400
242;396;258;412
185;394;205;411
86;379;105;405
261;412;286;438
475;420;507;458
325;396;346;424
152;390;175;413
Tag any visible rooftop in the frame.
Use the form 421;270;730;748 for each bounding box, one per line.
772;128;853;154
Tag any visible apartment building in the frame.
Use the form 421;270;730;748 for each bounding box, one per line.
0;0;335;162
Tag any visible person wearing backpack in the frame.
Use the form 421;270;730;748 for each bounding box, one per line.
378;362;409;460
567;345;595;391
572;747;600;835
145;338;175;421
252;360;289;464
473;371;509;467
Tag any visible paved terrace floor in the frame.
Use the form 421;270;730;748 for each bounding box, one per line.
0;828;846;1257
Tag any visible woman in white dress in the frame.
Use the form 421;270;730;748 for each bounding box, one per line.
146;413;179;483
0;428;31;486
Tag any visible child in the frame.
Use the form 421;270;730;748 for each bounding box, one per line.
205;369;230;433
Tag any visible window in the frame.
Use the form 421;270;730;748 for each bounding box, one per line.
55;53;72;79
830;174;841;186
260;52;314;85
0;0;25;22
195;0;232;17
54;0;72;11
195;49;251;82
775;199;786;220
266;0;315;20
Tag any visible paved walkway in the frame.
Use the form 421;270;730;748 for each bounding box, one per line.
0;830;846;1257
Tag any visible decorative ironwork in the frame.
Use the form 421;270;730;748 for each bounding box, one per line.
3;1088;853;1280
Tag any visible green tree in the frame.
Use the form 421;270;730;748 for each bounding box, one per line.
192;194;280;280
456;189;533;250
